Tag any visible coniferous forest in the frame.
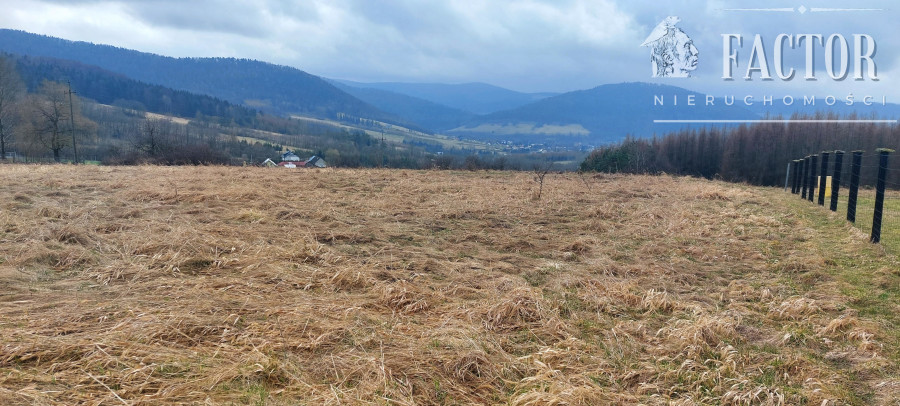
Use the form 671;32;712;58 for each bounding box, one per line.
580;115;899;187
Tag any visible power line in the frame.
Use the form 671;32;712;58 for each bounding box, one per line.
67;81;78;164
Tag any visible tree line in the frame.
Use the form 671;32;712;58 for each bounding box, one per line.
0;56;94;163
581;115;899;187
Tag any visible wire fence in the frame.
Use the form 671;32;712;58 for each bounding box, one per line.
0;153;105;165
788;149;897;254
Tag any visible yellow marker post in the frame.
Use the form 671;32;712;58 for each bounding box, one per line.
817;176;832;198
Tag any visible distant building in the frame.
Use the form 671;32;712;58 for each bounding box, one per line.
271;152;327;169
281;151;301;162
303;155;327;168
262;158;277;167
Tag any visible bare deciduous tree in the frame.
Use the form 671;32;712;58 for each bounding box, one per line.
25;80;95;162
0;56;24;160
133;119;173;158
27;81;70;162
532;161;554;200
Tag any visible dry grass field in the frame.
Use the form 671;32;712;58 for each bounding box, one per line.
0;165;898;405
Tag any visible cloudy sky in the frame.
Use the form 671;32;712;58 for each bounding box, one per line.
1;0;897;99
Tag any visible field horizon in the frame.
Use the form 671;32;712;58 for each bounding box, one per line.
1;165;897;404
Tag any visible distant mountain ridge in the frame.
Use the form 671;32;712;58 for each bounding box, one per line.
329;81;475;131
4;29;897;149
448;83;900;146
0;29;409;127
447;83;760;145
745;101;900;120
333;79;557;115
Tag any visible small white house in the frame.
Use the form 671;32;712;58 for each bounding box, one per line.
303;156;327;168
281;151;301;162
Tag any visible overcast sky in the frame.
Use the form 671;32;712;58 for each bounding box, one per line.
2;0;897;99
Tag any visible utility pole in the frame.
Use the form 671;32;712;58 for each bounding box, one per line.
67;81;78;164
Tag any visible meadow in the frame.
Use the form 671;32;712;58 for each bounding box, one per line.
0;165;897;405
830;187;900;255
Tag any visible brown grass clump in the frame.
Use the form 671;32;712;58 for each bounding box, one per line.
771;297;822;320
819;314;859;336
380;281;432;314
483;287;547;331
722;382;785;405
640;288;681;313
446;350;494;383
0;165;897;404
329;268;372;291
658;313;741;350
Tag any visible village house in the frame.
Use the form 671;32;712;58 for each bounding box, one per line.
281;151;301;162
303;155;327;168
270;151;327;168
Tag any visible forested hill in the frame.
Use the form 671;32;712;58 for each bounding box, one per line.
333;80;558;115
9;53;259;126
0;29;404;125
8;52;396;147
330;81;476;131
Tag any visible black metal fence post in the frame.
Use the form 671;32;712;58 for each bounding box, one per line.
801;156;810;199
830;151;844;211
818;152;830;206
871;149;892;244
808;154;818;202
848;151;862;223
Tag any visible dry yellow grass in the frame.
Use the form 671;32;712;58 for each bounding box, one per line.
0;165;897;405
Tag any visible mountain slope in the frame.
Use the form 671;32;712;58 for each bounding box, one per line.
330;82;475;131
449;83;761;145
4;53;440;167
334;80;557;115
9;53;259;125
0;29;401;125
746;100;900;120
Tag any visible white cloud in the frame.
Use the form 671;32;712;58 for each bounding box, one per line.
0;0;895;97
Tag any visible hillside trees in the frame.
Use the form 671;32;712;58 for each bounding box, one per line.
581;116;900;187
24;80;96;162
133;119;173;158
0;56;24;159
0;53;441;167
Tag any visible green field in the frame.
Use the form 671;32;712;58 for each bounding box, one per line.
801;186;900;254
